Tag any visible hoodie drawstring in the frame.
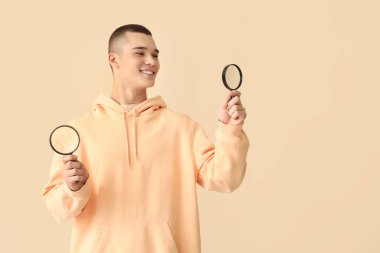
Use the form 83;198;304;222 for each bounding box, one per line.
132;112;138;163
124;112;138;167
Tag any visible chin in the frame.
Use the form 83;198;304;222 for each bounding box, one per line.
142;80;156;88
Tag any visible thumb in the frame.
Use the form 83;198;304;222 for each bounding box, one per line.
223;91;234;108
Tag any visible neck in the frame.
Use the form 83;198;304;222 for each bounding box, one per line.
111;78;147;105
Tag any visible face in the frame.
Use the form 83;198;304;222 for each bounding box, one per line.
110;32;160;90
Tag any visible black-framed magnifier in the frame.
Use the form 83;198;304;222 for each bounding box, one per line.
49;125;80;155
222;64;243;91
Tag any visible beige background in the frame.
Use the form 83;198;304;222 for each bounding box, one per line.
1;0;379;252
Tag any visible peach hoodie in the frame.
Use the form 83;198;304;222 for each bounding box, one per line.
42;94;250;253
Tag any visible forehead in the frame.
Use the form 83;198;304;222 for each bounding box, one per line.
123;32;157;50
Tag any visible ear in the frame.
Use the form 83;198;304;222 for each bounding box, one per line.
108;53;120;70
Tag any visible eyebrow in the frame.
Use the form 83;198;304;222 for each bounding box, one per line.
132;46;160;53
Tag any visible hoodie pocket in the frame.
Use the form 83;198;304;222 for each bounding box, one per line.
129;220;179;253
90;221;179;253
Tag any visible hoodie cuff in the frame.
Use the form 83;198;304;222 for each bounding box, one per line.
217;120;244;137
62;179;91;198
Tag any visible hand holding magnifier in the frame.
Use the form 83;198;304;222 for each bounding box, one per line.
218;64;246;125
49;125;88;191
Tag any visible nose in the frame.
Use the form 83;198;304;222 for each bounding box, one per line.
145;55;156;66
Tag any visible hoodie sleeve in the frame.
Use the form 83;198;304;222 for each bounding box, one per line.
42;151;91;222
193;120;250;193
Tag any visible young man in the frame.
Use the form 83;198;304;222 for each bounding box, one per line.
42;24;250;253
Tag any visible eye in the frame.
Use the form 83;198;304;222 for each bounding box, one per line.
153;54;159;58
135;52;144;56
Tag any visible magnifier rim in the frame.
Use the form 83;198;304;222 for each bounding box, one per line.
222;64;243;90
49;124;80;155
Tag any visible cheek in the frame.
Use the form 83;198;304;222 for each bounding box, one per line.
120;61;136;73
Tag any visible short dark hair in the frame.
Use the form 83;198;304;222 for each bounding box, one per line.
108;24;152;54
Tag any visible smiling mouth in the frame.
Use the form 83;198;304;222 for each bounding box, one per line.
140;70;155;75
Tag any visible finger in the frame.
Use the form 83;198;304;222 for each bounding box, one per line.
227;101;243;111
223;92;232;108
228;111;239;119
228;105;243;116
231;109;247;120
227;96;239;108
69;175;85;183
224;90;241;108
231;111;239;119
227;98;239;112
232;113;245;125
225;90;238;104
63;167;81;178
229;90;241;98
232;119;244;126
64;168;84;177
62;155;78;163
239;110;247;121
64;161;81;171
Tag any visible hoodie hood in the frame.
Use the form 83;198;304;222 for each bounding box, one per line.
91;93;167;167
92;93;167;117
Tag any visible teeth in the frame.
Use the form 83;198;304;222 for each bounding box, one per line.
142;70;153;75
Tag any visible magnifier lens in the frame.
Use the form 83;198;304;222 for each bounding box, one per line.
222;64;243;91
49;125;80;155
226;65;241;89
